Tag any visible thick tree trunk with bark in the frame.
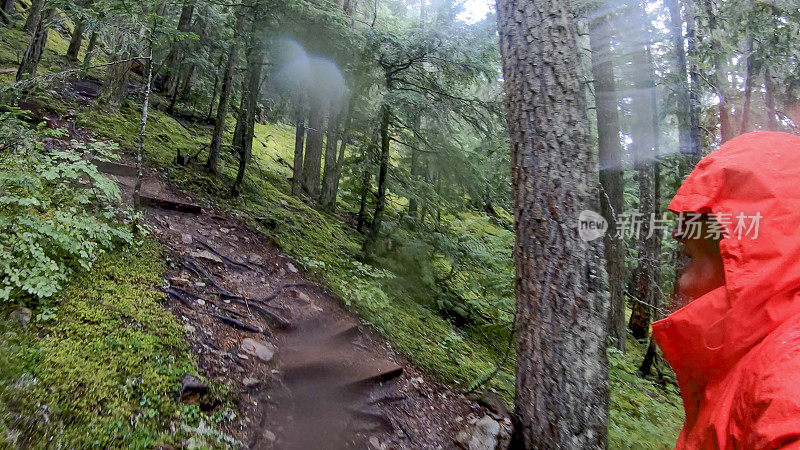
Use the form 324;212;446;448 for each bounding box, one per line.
16;7;51;80
701;0;733;143
206;10;245;174
231;18;266;197
301;99;325;198
291;107;306;196
496;0;609;446
628;38;659;342
590;11;626;353
739;32;755;134
23;0;44;33
66;19;84;62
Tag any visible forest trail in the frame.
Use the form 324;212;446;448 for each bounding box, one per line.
82;137;511;448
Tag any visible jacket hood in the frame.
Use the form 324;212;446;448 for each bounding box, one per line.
653;132;800;423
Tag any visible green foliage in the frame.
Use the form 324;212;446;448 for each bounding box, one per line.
608;339;684;449
0;240;229;448
0;108;135;303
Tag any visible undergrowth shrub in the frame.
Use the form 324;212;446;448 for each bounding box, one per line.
0;107;135;303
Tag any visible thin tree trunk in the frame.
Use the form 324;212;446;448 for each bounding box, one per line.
765;69;778;131
590;10;626;353
163;0;195;100
301;99;325;198
366;103;390;244
701;0;733;143
16;7;50;80
134;45;154;210
23;0;44;33
320;112;341;209
291;106;306;195
206;9;245;174
330;117;351;207
628;34;659;342
685;0;701;158
66;19;84;62
82;30;98;70
231;18;266;197
207;54;223;121
498;0;609;445
667;0;692;156
357;134;375;233
739;33;755;134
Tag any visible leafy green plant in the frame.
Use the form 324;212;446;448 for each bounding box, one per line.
0;108;135;303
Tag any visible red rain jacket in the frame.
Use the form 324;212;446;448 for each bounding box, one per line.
653;132;800;449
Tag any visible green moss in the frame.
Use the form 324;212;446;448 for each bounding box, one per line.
0;240;224;448
608;337;684;449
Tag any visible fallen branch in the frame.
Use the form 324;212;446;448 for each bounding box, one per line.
210;313;262;333
196;237;259;272
179;257;242;300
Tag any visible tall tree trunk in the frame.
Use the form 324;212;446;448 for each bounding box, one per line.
667;0;693;156
497;0;609;446
627;30;659;341
3;0;15;15
320;112;341;209
366;103;390;244
701;0;733;143
16;7;51;80
207;53;223;121
291;106;306;195
765;69;778;131
330;117;351;207
23;0;44;33
206;9;245;174
301;99;325;198
134;44;154;211
685;0;701;158
357;134;376;233
66;19;84;62
590;10;626;353
231;18;266;197
739;33;755;134
82;30;98;69
163;0;195;100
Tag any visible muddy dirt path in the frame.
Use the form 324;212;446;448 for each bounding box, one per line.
92;158;512;449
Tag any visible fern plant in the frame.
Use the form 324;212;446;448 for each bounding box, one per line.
0;107;135;303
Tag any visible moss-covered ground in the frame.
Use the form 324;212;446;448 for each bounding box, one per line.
0;240;231;448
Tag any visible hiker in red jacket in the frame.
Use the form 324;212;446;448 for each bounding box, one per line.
653;131;800;449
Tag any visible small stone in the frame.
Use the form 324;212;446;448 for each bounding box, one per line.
183;324;196;333
191;250;222;264
369;436;380;448
237;353;250;360
180;375;207;399
194;281;206;287
196;299;205;306
181;233;193;244
240;338;275;362
277;268;286;277
220;227;230;234
243;377;260;387
249;253;264;265
264;430;276;442
286;262;298;273
198;228;209;236
9;307;31;329
279;199;288;207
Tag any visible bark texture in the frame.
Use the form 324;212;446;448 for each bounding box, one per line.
16;7;51;80
590;11;626;353
292;107;306;196
66;19;84;61
301;99;325;198
496;0;609;446
320;112;341;209
231;17;266;196
23;0;44;33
